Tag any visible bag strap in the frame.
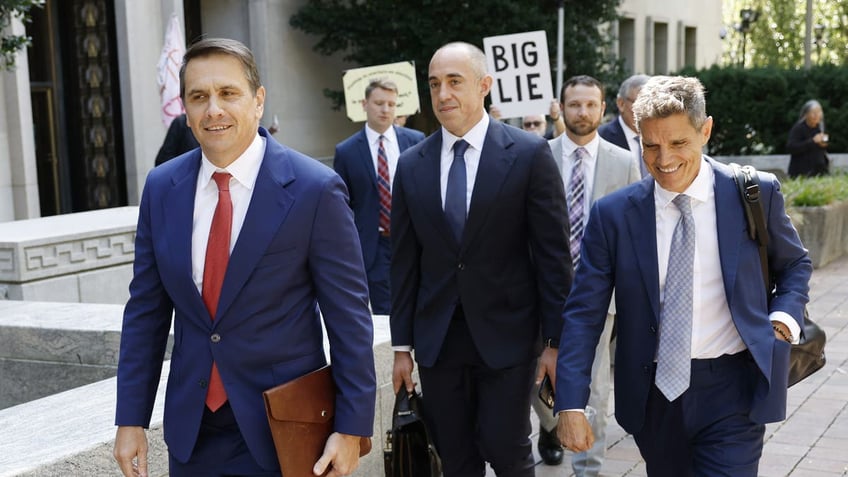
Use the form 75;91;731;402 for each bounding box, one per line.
730;163;770;293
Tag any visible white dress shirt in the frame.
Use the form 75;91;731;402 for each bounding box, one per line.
559;134;599;218
655;159;800;359
365;124;400;185
439;114;490;211
191;134;266;293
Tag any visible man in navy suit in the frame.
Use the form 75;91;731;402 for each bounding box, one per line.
556;76;811;476
114;38;376;477
598;74;650;178
391;42;571;476
334;79;424;314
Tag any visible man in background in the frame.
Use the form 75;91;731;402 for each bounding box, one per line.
533;75;638;475
334;79;425;314
598;74;650;177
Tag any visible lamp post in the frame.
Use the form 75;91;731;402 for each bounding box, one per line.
736;8;760;67
814;24;825;65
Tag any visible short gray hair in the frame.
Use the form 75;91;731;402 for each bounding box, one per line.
632;76;707;132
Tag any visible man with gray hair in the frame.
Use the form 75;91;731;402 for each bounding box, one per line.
555;75;811;476
598;74;650;177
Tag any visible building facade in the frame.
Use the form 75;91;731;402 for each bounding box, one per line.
0;0;725;222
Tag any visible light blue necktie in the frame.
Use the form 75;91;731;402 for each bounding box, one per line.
445;140;469;242
567;147;587;265
655;194;695;402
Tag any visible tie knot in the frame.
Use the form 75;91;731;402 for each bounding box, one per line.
575;147;588;162
453;139;469;158
672;194;692;216
379;134;385;144
212;172;231;192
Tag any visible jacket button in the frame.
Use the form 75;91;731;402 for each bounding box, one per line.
457;263;465;270
643;365;651;373
650;325;657;333
210;333;221;343
198;379;208;388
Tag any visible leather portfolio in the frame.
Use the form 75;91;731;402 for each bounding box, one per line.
262;365;371;477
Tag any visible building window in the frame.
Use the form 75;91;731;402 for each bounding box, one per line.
684;26;697;68
653;22;668;74
618;18;636;74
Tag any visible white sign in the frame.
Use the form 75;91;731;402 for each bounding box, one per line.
483;31;554;120
342;61;420;123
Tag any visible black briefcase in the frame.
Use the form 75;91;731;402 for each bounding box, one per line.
384;387;441;477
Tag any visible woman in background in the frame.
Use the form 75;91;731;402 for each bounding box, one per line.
786;99;830;177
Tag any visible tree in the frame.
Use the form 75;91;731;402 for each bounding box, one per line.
290;0;624;130
0;0;42;71
722;0;846;68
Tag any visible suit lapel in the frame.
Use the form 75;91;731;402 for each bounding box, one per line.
163;151;207;317
356;129;378;192
711;159;745;306
624;181;661;321
592;143;612;202
409;134;457;248
215;135;295;323
462;122;515;250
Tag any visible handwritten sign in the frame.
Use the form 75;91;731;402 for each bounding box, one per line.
483;31;554;120
342;61;420;123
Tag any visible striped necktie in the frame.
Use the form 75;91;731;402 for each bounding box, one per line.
567;147;587;265
377;135;391;234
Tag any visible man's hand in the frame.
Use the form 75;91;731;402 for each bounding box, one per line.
535;346;558;387
313;432;362;476
557;410;594;453
114;426;148;477
392;351;416;394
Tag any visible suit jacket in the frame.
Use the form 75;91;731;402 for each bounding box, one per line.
333;126;425;269
598;117;630;151
116;128;377;469
390;120;571;369
555;157;811;432
549;136;641;314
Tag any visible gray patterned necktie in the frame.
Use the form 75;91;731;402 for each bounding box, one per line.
655;194;695;402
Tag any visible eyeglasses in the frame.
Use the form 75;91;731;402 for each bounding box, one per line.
523;121;543;128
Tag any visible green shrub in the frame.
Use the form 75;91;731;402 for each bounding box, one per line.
781;172;848;207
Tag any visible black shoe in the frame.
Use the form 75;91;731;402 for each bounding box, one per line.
537;426;564;466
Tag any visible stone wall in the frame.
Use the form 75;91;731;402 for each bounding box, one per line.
0;301;392;477
0;207;137;304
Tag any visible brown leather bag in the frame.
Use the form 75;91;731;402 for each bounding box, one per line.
262;365;372;477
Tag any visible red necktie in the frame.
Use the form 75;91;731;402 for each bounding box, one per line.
202;172;231;411
377;135;391;235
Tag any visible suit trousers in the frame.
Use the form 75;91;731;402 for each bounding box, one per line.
168;403;281;477
633;351;765;477
532;312;613;477
367;235;391;314
419;312;536;477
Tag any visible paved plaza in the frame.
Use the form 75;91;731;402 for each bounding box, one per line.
498;254;848;477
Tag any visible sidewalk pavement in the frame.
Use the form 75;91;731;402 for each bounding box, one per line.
498;253;848;477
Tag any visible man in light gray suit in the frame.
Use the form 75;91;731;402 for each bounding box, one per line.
533;75;640;476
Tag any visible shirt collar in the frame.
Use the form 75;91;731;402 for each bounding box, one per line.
560;133;600;161
618;115;638;138
441;113;490;154
654;157;712;208
365;124;398;145
199;133;265;191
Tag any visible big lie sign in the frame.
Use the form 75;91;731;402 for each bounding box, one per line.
483;31;554;120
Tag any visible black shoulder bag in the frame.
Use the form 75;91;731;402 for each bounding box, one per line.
730;163;826;387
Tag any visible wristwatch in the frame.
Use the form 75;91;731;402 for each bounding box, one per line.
544;338;559;349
